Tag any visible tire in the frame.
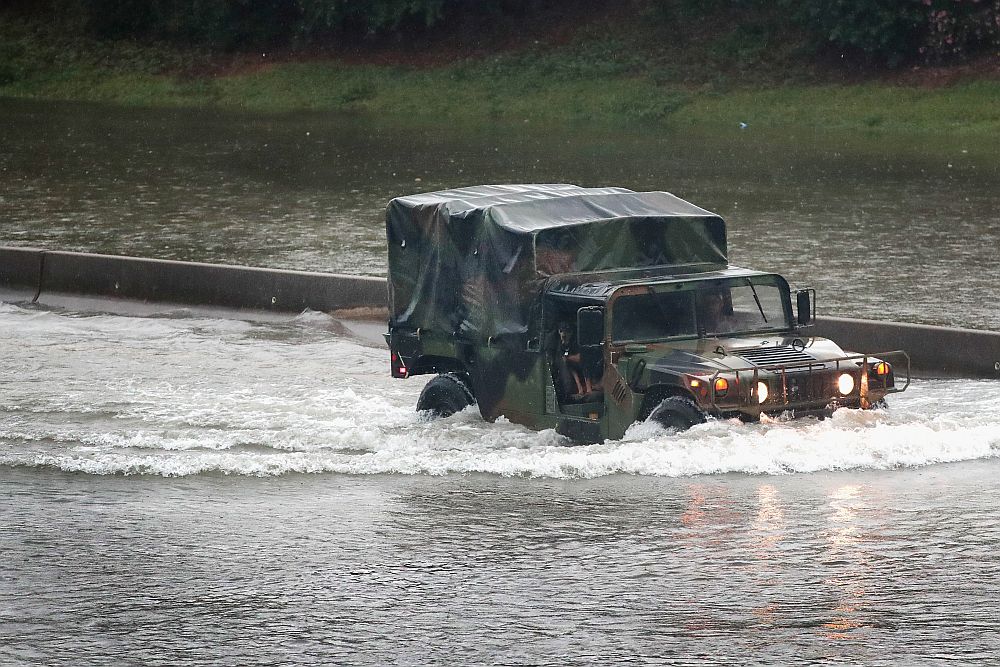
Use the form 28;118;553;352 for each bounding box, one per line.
867;398;888;410
416;373;475;418
646;396;706;432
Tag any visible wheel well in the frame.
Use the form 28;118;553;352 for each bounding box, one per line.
638;384;697;421
409;356;468;378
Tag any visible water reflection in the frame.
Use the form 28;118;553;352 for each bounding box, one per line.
7;464;1000;663
821;484;871;641
751;483;786;556
680;483;742;548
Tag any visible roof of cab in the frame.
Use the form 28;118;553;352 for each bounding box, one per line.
545;266;775;300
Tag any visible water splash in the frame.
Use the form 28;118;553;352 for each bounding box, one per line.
2;303;998;478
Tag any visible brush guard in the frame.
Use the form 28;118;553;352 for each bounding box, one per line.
706;350;910;414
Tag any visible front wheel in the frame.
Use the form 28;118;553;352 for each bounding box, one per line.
646;396;706;432
416;373;475;418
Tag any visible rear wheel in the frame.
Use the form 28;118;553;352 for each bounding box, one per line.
647;396;706;432
416;373;475;418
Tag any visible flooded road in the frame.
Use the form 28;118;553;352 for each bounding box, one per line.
3;98;1000;664
2;303;1000;663
1;99;999;329
6;464;1000;665
2;302;997;478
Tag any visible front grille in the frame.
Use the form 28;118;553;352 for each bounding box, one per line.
735;345;820;368
780;373;833;403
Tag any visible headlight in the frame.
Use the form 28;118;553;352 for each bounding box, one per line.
837;373;855;395
756;381;769;404
714;378;729;397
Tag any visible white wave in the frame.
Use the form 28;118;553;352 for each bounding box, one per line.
3;399;999;478
2;302;999;479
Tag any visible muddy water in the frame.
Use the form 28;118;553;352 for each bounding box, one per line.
2;303;1000;664
1;99;998;329
3;98;1000;664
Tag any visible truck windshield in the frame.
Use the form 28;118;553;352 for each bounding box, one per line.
612;279;792;342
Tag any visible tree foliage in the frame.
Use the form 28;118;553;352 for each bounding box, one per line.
652;0;1000;66
792;0;926;66
17;0;1000;64
793;0;1000;66
73;0;546;48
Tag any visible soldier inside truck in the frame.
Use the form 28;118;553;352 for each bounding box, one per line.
546;306;604;404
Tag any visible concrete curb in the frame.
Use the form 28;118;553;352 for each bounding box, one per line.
1;246;387;314
0;246;44;299
2;246;998;379
814;316;1000;380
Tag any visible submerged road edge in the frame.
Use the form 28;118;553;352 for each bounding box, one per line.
2;246;998;379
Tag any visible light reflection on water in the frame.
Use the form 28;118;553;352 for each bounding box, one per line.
6;466;1000;664
1;99;998;329
821;484;868;642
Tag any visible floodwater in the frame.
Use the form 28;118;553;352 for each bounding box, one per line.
2;303;1000;664
1;99;999;329
3;99;1000;664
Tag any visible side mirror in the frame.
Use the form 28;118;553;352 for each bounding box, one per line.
796;289;814;326
577;306;605;346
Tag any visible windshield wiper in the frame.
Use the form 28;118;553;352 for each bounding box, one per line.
746;278;768;323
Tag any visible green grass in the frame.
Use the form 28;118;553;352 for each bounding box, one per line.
672;82;1000;134
3;12;1000;136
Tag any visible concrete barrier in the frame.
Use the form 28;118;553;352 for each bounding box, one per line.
814;316;1000;380
0;246;44;299
2;245;998;379
1;246;386;314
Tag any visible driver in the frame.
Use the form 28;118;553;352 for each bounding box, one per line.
699;289;736;334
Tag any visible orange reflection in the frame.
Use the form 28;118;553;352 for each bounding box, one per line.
680;485;707;528
680;484;740;547
752;601;779;624
751;483;785;555
820;484;871;640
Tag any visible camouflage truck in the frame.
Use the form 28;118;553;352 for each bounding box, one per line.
385;184;909;441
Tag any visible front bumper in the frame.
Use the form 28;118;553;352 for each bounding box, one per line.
701;350;910;417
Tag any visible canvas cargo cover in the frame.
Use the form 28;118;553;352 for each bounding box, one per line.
386;184;728;339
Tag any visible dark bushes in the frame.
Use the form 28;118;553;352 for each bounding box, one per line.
74;0;549;48
792;0;1000;66
652;0;1000;66
19;0;1000;64
792;0;926;66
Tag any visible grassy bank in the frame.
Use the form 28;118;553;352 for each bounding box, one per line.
2;13;999;135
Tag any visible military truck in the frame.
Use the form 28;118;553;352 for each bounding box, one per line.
385;184;908;441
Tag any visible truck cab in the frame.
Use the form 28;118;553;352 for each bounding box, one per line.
385;184;907;441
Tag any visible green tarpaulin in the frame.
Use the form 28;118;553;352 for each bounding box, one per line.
386;184;728;339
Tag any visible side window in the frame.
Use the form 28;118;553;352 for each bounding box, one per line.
612;292;695;342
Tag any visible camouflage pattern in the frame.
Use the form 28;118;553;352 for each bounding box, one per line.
386;185;907;441
386;184;726;340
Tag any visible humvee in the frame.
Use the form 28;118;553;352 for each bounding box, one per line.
385;184;908;441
